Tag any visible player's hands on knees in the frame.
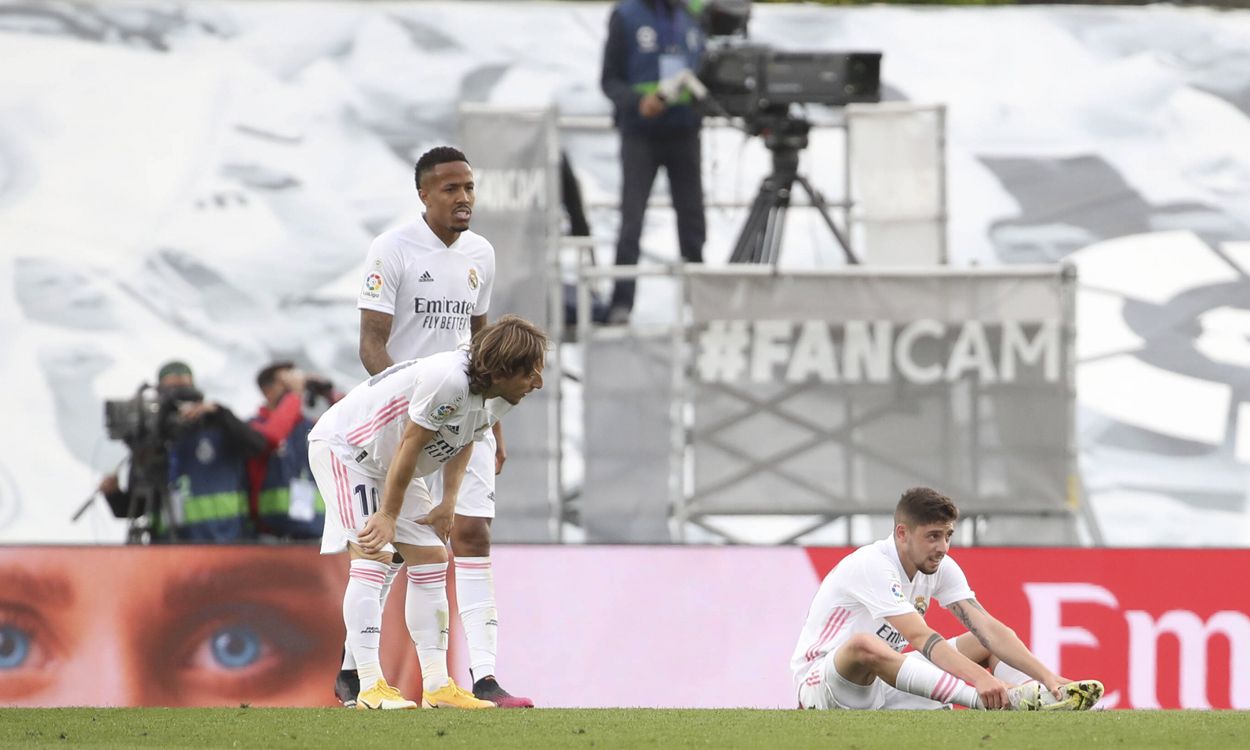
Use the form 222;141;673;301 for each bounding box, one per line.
973;673;1012;710
419;503;455;542
359;511;397;553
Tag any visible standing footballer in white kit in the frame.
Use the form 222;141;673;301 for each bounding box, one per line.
310;315;548;710
336;146;533;708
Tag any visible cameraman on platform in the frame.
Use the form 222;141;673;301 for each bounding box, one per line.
100;361;267;542
246;361;338;541
601;0;707;325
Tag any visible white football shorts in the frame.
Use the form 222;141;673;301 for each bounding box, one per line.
798;648;947;711
309;440;443;553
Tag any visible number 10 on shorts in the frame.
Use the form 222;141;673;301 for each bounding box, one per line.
354;484;379;517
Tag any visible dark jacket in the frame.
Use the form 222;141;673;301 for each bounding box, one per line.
601;0;704;137
167;406;267;541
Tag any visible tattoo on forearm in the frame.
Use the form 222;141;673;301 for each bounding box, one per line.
949;601;971;629
951;600;991;650
920;633;943;661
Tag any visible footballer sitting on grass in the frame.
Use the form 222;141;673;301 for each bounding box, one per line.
791;486;1103;711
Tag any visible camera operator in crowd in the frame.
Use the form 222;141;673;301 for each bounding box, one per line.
600;0;707;326
100;361;267;542
246;361;339;540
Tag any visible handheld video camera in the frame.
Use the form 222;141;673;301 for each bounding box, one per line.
102;383;203;523
304;377;334;409
104;383;203;448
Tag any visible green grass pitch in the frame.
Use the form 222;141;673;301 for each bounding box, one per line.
2;708;1247;749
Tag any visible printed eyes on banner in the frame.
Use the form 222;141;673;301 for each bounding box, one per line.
167;603;316;694
0;623;34;670
0;609;53;700
181;625;266;670
0;556;342;705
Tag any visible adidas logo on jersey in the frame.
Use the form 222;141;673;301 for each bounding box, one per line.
419;271;434;282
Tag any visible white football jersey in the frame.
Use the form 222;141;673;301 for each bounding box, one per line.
308;349;512;480
789;538;975;688
357;217;495;359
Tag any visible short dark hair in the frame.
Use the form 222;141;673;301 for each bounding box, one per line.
157;360;193;382
256;361;296;390
414;146;469;190
467;315;549;394
894;487;959;528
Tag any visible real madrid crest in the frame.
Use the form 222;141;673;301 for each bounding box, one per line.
468;267;480;290
636;25;657;53
195;437;217;464
913;596;928;616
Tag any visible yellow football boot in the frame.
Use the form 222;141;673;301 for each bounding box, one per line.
355;679;418;710
421;679;497;709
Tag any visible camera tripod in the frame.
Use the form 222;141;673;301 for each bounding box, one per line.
71;462;178;544
729;116;860;265
123;479;176;544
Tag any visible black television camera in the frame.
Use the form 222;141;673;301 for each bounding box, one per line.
104;383;202;447
102;382;203;541
691;0;882;264
694;0;881;126
699;45;881;125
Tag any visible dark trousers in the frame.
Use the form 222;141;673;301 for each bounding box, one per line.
611;129;705;313
560;151;591;238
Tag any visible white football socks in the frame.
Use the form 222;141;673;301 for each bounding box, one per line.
344;559;389;687
406;562;451;693
895;652;981;709
993;660;1034;687
342;559;403;671
454;556;498;681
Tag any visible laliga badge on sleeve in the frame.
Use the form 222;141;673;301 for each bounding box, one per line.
361;272;383;301
429;402;457;425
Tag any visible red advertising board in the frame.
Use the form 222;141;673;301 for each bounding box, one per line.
1;545;1245;708
808;548;1250;709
